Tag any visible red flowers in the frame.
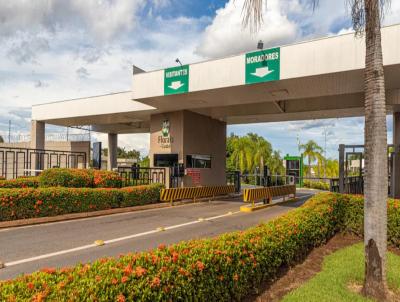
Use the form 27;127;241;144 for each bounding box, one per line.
151;277;161;288
117;294;126;302
123;264;133;276
172;252;179;263
121;276;129;283
135;266;147;277
196;261;205;271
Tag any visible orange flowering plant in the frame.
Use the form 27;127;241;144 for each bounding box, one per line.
0;183;164;221
1;193;398;301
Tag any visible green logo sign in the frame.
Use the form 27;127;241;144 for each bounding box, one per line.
164;65;189;95
161;120;170;137
245;47;280;85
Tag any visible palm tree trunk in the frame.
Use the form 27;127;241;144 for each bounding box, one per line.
362;0;389;299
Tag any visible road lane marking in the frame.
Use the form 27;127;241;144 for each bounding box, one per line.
3;210;240;268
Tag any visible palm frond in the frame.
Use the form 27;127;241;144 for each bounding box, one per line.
346;0;391;36
241;0;264;33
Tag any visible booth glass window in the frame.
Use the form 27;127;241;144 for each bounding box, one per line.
186;154;211;169
154;154;178;167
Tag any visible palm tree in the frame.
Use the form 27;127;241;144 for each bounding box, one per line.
242;0;390;299
299;140;323;178
248;133;272;173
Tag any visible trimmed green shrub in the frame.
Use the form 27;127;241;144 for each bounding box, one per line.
92;170;122;188
120;184;164;207
39;168;93;188
1;193;398;301
303;180;330;191
0;193;342;301
0;177;39;188
39;168;122;188
0;184;163;221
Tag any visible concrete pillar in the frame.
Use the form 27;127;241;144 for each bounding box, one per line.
30;121;45;174
107;133;118;171
30;120;45;150
392;112;400;198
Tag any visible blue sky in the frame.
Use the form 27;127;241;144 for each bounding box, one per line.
0;0;399;159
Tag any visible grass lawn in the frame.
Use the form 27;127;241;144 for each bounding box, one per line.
282;243;400;302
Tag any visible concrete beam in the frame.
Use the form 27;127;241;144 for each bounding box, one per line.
107;133;118;171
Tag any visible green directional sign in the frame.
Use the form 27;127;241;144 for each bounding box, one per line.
245;47;280;85
164;65;189;95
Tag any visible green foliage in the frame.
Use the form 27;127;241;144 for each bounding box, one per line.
282;243;400;302
226;133;284;175
0;193;343;301
39;169;93;188
92;170;123;188
0;184;163;222
303;180;330;191
1;193;398;301
0;177;40;188
39;168;122;188
139;156;150;168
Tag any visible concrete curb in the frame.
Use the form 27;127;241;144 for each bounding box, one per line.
0;199;210;229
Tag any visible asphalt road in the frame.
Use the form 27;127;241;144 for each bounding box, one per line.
0;190;315;280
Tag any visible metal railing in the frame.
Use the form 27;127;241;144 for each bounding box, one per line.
0;147;87;179
118;166;166;187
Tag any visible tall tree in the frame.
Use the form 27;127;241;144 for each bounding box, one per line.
299;140;323;178
242;0;390;299
0;135;4;143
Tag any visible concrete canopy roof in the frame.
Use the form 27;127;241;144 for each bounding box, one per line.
32;24;400;134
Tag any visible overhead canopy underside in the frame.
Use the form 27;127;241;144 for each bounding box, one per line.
32;24;400;134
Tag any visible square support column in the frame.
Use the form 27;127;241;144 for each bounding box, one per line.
392;112;400;198
107;133;118;171
30;121;45;174
30;120;45;150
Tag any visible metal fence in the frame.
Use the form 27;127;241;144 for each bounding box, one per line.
117;166;166;187
0;147;87;179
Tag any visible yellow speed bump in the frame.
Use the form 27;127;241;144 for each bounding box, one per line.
94;240;105;246
240;203;271;213
157;227;166;232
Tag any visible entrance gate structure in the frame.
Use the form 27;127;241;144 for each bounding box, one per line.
332;144;394;196
29;24;400;190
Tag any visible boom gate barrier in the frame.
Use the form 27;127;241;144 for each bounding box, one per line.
160;185;235;205
243;185;296;207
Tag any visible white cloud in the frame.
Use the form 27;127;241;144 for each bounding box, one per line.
196;0;299;58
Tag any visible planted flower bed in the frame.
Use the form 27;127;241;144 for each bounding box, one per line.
0;168;123;189
1;193;398;301
0;184;164;221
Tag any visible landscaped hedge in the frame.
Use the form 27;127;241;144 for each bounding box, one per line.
39;168;122;188
0;177;40;188
303;180;330;191
0;183;164;221
1;193;398;301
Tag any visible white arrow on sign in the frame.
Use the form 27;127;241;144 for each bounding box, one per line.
168;81;185;90
251;66;274;78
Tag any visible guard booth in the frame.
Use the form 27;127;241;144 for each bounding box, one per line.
284;155;304;187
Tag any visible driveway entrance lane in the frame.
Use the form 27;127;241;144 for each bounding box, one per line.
0;199;243;263
0;194;311;280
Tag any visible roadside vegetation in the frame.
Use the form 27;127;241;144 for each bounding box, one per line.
1;193;399;301
226;133;285;175
282;243;400;302
0;168;163;222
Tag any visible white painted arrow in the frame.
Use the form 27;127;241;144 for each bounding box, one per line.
251;66;274;78
168;81;185;90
